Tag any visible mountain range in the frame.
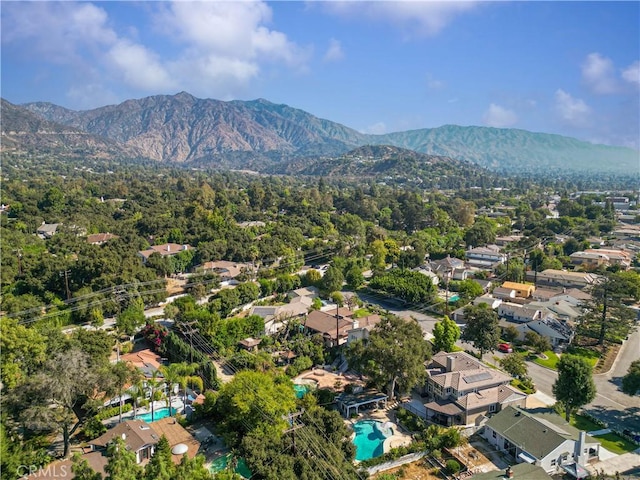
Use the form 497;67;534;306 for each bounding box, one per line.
2;92;638;175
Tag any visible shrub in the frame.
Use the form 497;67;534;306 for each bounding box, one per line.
82;417;107;439
446;459;461;474
95;403;133;421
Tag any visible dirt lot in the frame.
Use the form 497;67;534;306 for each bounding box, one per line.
371;442;500;479
166;277;187;295
371;460;441;479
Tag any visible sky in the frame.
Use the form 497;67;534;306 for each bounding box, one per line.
2;1;639;148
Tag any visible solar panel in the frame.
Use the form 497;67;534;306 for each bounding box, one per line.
463;371;492;383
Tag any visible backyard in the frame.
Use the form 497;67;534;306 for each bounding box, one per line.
570;414;638;455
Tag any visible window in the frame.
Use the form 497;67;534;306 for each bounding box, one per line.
445;387;451;394
492;430;497;438
550;459;556;466
489;404;497;412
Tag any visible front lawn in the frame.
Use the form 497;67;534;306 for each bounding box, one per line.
533;350;559;369
570;414;603;433
592;433;638;455
566;346;600;368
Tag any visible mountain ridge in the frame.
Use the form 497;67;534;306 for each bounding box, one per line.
6;92;638;174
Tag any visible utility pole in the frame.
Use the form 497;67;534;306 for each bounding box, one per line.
335;302;340;349
60;270;71;300
15;249;23;276
179;320;198;364
283;411;304;454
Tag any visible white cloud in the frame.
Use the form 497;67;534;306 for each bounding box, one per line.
323;38;345;62
361;122;387;135
555;89;591;126
107;40;175;91
482;103;518;128
323;1;478;37
1;2;116;65
1;1;309;106
582;53;617;94
622;60;640;87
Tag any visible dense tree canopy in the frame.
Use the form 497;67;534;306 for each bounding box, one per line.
347;316;432;398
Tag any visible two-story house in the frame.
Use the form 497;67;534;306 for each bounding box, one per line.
465;246;508;269
422;352;526;426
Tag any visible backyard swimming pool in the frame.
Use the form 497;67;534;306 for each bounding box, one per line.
352;420;393;461
293;378;318;398
135;407;177;423
209;453;252;478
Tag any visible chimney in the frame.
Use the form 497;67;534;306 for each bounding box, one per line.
182;244;188;251
576;430;587;465
446;355;456;372
166;244;171;252
505;466;514;478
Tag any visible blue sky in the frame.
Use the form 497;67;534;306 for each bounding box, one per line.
2;1;639;148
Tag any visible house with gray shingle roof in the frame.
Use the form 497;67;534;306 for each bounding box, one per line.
483;406;599;477
422;352;526;426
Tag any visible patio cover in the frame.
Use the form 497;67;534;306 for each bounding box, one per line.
561;462;590;479
518;451;537;464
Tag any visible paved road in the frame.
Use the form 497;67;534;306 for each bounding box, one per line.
358;292;441;340
360;290;640;434
584;328;640;434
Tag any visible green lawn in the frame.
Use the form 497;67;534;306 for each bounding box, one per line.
569;415;637;455
570;414;603;433
533;350;559;369
592;433;638;455
567;346;600;368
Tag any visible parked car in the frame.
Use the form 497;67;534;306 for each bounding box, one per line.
498;343;513;353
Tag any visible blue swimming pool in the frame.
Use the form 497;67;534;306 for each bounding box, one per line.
294;384;311;398
210;453;252;479
136;407;176;423
448;294;460;303
352;420;393;461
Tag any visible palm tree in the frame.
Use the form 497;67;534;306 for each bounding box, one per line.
160;363;198;416
130;379;146;420
108;362;138;424
147;370;165;422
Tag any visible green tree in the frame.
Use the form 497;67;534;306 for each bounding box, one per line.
432;316;461;353
552;355;597;422
14;349;106;458
345;265;364;289
116;302;146;336
0;318;47;389
160;362;199;415
105;437;143;480
173;454;215;480
461;304;500;357
144;436;174;480
321;265;344;293
215;371;297;446
578;272;638;346
347;316;432;398
524;331;551;353
107;361;141;423
464;219;496;247
499;353;528;378
621;359;640;396
502;325;520;344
